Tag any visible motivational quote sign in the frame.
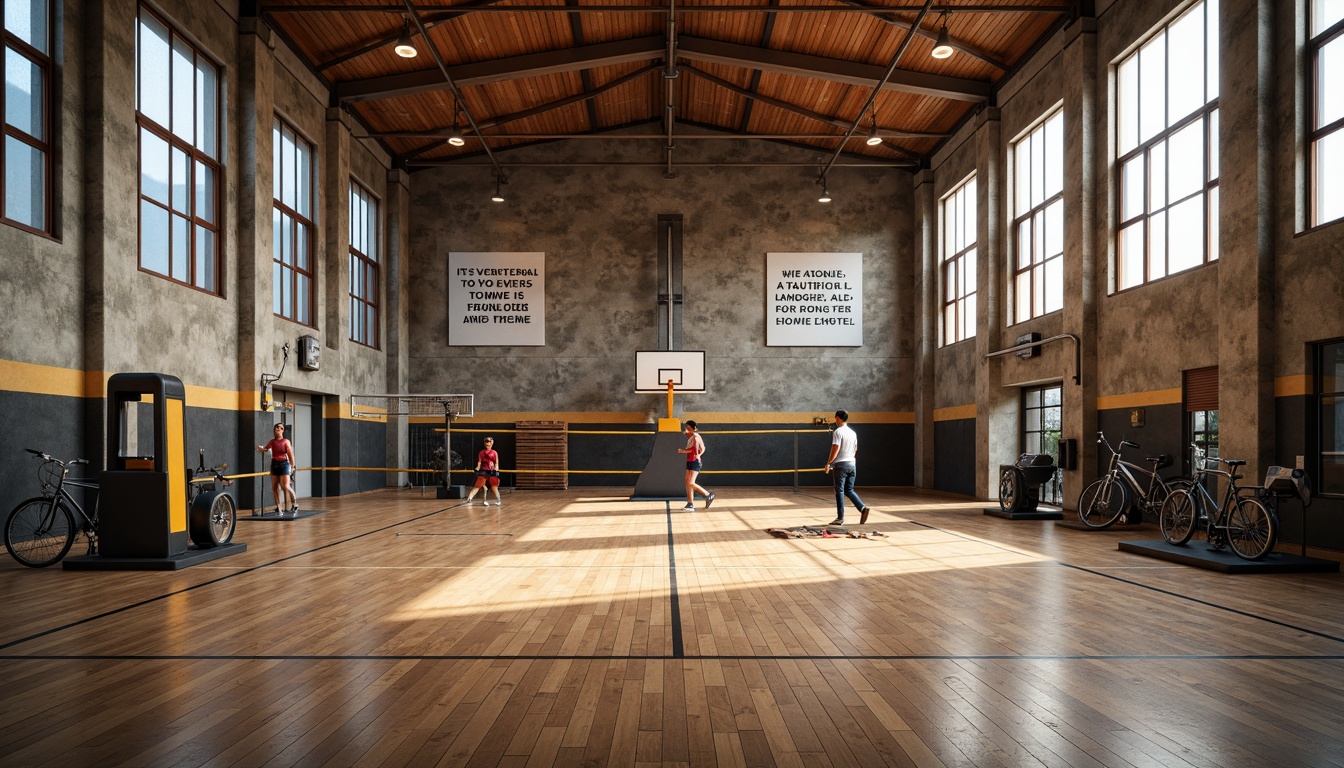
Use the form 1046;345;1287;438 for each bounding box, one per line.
765;252;863;347
448;252;546;346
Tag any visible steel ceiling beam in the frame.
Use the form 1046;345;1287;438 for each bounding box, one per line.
336;36;665;102
829;0;1010;70
336;34;988;104
265;4;1070;14
676;37;989;102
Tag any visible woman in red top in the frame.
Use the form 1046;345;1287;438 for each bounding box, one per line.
256;423;297;515
676;420;714;511
465;437;503;506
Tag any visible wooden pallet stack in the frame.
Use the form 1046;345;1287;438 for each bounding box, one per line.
514;420;568;489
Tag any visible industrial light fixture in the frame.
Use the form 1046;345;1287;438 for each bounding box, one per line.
931;15;954;59
394;20;418;58
447;101;465;146
865;111;882;146
817;178;832;204
491;176;506;203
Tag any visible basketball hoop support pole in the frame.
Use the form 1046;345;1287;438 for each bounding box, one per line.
658;379;681;433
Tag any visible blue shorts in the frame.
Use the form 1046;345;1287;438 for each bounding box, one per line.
270;460;291;477
686;460;702;471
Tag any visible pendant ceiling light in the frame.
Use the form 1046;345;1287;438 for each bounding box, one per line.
931;15;954;60
394;21;418;58
865;111;882;146
491;176;506;203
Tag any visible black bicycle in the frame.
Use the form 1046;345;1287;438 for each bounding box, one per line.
1077;432;1189;529
1159;446;1277;560
4;449;100;567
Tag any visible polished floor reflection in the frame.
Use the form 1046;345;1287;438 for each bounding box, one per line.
2;487;1342;766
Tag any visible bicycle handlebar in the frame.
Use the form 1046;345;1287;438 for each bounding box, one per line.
25;448;88;466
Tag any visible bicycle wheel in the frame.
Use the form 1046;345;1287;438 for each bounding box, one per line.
5;497;76;567
1227;497;1277;561
998;468;1023;513
1159;488;1198;545
1077;477;1128;529
190;491;236;548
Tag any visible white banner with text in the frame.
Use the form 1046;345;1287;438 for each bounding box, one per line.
448;252;546;346
765;252;863;346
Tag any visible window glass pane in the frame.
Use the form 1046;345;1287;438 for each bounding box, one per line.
281;127;296;209
1208;184;1220;260
1168;119;1204;201
1314;0;1344;36
4;135;43;228
6;0;48;53
172;38;194;143
367;305;377;344
1167;6;1205;123
138;13;170;126
140;128;169;204
944;304;955;344
1319;36;1344;129
1208;109;1219;182
195;227;215;293
351;254;362;297
1044;255;1063;314
963;292;976;340
1016;269;1031;324
5;48;43;137
1030;130;1044;207
964;180;977;246
1122;156;1145;220
1168;193;1205;274
196;161;215;224
1044;113;1063;197
1139;34;1166;143
297;142;311;218
367;204;378;262
296;222;309;271
281;212;292;265
1205;0;1219;102
171;213;190;282
141;199;169;275
1026;407;1041;432
273;261;282;314
1044;199;1063;258
1148;209;1167;281
1015;141;1031;216
1118;55;1139;155
1150;140;1167;210
281;266;293;318
196;60;218;159
1317;130;1344;223
1119;223;1144;290
1323;342;1344;392
1322;394;1344;493
171;146;189;213
272;120;282;200
1032;264;1044;317
1017;217;1033;269
297;274;310;324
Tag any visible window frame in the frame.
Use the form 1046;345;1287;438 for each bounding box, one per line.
135;4;224;294
941;175;977;347
1011;109;1065;325
1316;338;1344;498
348;179;380;349
1114;0;1220;293
1309;8;1344;227
2;0;54;235
272;115;315;326
1021;383;1063;505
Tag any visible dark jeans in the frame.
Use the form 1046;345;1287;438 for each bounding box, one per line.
831;461;865;519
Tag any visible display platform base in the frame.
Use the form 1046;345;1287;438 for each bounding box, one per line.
63;542;247;571
983;506;1063;520
239;508;325;522
1054;519;1146;531
1118;539;1341;574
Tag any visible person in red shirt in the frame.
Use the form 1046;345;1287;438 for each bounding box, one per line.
465;436;503;506
256;423;297;515
676;420;715;512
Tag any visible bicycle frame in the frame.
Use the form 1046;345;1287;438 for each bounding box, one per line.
1101;434;1171;508
47;468;99;533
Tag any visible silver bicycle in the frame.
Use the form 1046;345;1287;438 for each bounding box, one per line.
1076;432;1189;529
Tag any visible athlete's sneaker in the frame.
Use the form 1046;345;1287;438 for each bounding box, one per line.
827;518;843;526
705;492;716;509
859;506;870;524
682;503;695;511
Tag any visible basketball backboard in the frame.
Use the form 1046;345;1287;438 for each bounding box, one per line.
635;350;706;394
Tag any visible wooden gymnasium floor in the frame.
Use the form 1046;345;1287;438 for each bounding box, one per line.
3;486;1344;768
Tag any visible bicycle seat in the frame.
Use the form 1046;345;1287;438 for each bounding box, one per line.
1223;459;1246;467
1145;454;1173;470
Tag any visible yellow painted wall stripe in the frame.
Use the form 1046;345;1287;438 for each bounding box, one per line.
1095;388;1183;410
933;404;976;421
0;359;88;397
1275;375;1311;397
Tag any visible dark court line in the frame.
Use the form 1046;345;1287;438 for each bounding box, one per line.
4;653;1343;662
667;500;685;658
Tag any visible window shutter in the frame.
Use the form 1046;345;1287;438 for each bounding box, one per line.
1184;366;1218;412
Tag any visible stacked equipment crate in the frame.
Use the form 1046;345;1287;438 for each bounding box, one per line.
515;421;568;489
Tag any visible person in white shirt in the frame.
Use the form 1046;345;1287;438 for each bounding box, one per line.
824;409;871;526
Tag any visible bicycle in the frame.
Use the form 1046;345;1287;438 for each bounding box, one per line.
1159;446;1277;560
188;449;237;547
1076;432;1189;529
4;449;100;568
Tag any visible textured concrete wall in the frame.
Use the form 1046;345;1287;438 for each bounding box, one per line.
408;134;915;418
